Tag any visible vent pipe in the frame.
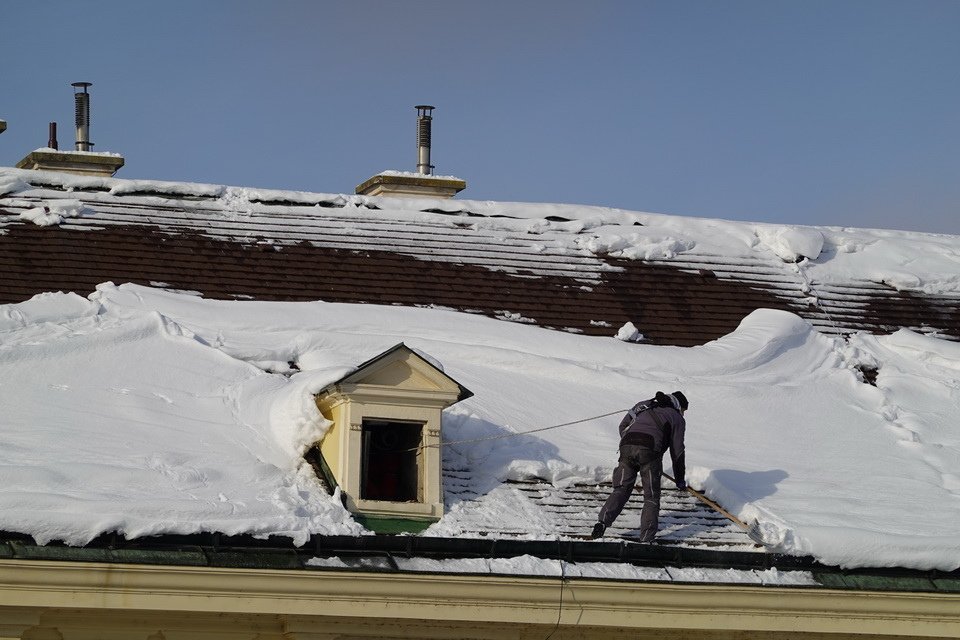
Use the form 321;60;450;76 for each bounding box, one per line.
48;122;58;150
72;82;93;151
415;105;434;175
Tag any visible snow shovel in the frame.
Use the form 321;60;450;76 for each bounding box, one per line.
661;472;771;547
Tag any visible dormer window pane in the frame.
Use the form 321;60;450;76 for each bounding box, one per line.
360;420;422;502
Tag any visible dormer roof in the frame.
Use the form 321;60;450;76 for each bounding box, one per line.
323;342;472;403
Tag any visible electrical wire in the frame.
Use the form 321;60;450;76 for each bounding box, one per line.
794;259;844;337
543;540;566;640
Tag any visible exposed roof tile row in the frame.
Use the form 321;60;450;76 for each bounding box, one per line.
442;472;759;550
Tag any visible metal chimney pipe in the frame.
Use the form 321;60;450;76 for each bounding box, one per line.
72;82;93;151
48;122;58;150
415;105;434;175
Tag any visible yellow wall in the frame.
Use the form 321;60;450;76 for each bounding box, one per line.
316;396;345;482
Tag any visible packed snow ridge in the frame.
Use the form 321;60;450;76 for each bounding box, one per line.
1;283;958;571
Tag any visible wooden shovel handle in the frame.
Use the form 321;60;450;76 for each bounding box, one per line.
661;472;751;532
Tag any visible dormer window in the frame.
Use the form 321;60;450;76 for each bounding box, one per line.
310;344;471;532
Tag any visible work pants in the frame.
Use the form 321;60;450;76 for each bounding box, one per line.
597;445;662;542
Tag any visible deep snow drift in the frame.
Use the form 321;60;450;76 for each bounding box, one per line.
1;283;958;571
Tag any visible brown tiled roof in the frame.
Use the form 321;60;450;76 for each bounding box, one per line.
443;469;760;550
2;174;958;346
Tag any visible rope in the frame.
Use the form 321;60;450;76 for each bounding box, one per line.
794;260;845;337
402;408;628;453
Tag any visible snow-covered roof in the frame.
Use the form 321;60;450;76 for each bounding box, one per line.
1;168;959;576
2;282;959;573
2;167;959;345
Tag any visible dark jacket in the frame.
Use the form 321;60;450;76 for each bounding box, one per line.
618;398;686;484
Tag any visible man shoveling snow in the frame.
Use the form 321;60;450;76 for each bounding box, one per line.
592;391;688;542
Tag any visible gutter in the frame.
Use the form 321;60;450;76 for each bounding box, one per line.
4;529;802;571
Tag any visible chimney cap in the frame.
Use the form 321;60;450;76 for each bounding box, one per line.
415;105;435;111
71;82;92;91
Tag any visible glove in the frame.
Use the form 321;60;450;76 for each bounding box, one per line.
676;481;688;491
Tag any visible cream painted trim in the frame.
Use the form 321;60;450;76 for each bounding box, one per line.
352;498;441;519
0;560;958;638
335;385;459;406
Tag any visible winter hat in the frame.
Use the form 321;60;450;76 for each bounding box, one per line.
671;391;689;411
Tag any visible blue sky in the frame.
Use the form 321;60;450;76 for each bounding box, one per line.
2;1;958;234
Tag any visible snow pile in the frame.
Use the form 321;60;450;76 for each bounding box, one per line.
754;225;824;262
2;283;958;570
574;232;695;260
810;231;960;294
16;199;88;226
221;185;348;210
0;168;225;199
0;173;30;197
615;321;644;342
0;291;97;330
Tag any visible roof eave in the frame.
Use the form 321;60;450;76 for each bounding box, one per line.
1;558;957;638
